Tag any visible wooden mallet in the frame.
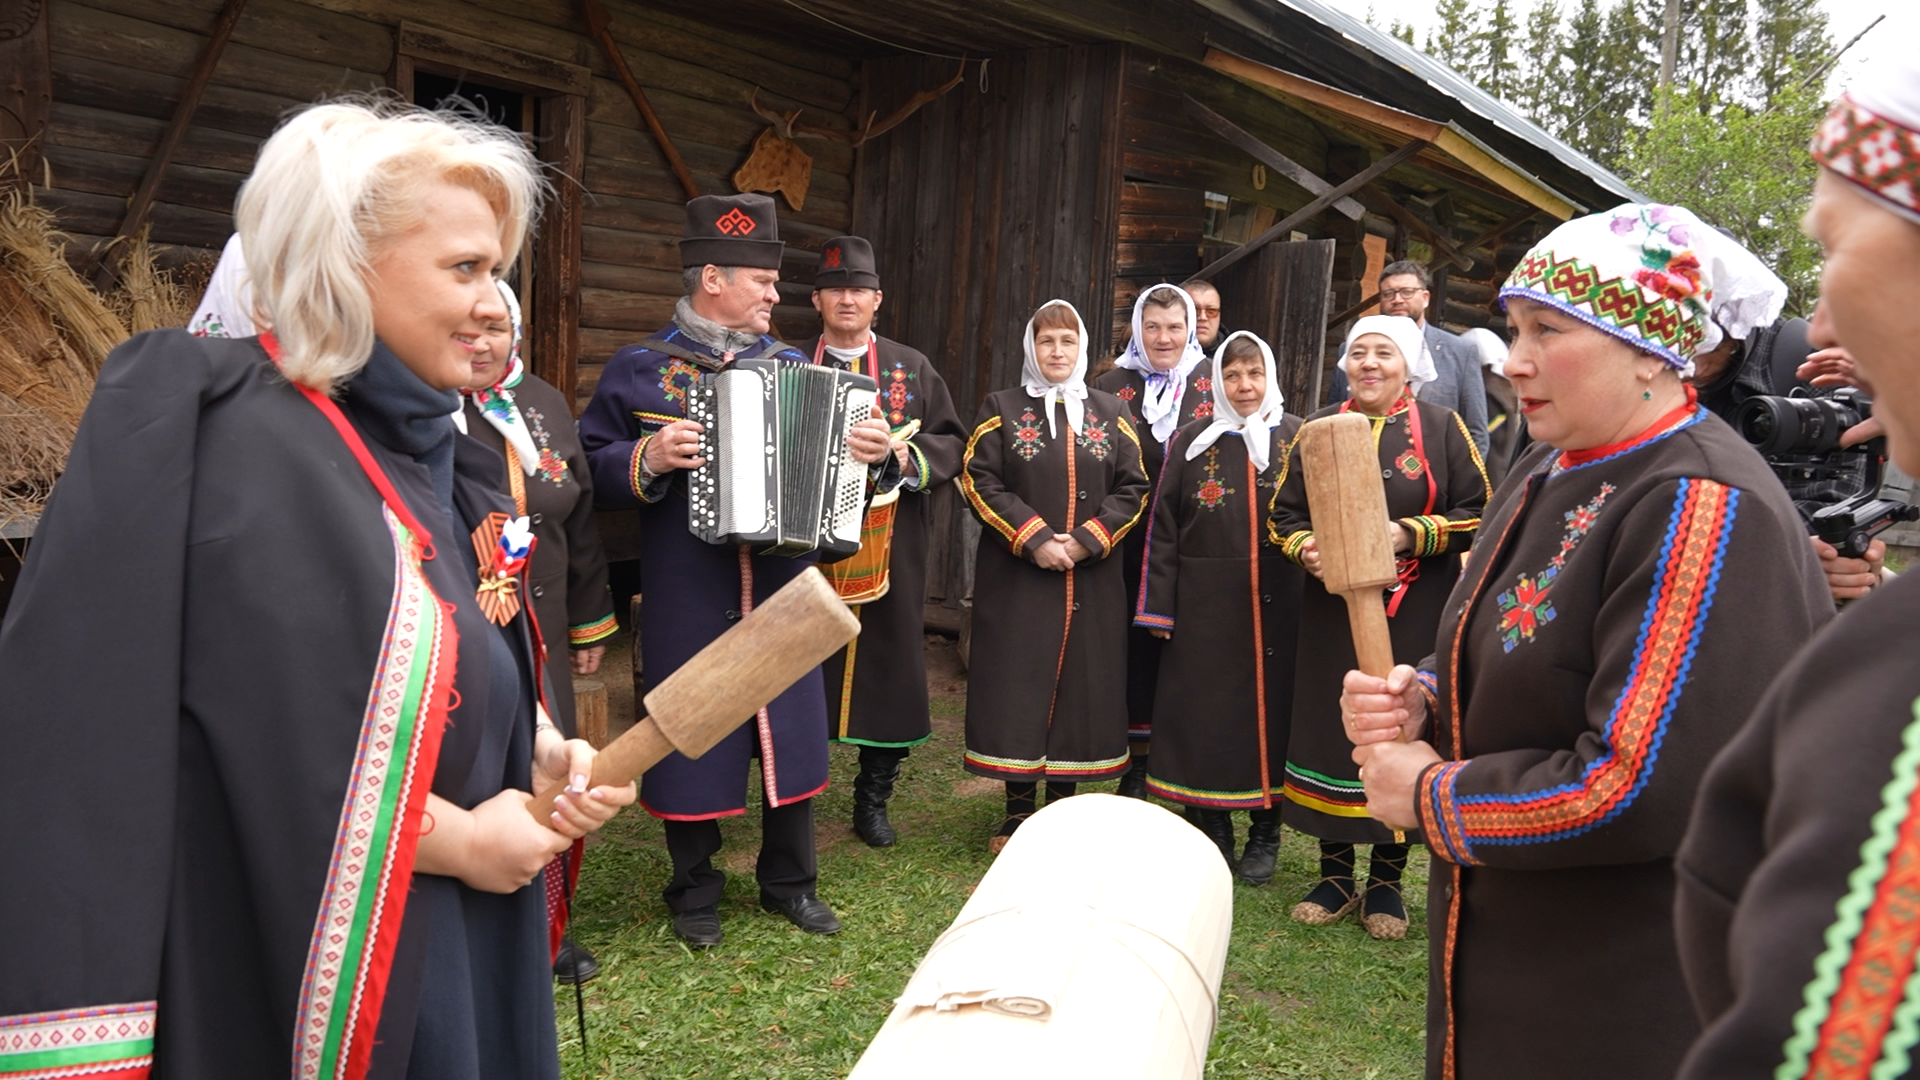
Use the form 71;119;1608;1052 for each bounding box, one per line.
525;567;860;821
1298;412;1398;682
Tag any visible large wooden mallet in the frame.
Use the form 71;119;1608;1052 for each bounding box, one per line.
1298;412;1398;681
526;567;860;820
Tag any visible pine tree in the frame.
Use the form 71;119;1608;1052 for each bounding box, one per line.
1579;0;1656;169
1553;0;1611;158
1427;0;1480;72
1389;19;1418;46
1476;0;1523;101
1518;0;1567;120
1752;0;1830;105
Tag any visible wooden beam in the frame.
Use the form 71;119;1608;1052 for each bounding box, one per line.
1201;48;1581;221
398;22;590;96
1457;207;1542;259
533;92;586;410
1195;137;1427;282
1365;189;1472;270
109;0;248;248
580;0;699;202
1180;94;1363;221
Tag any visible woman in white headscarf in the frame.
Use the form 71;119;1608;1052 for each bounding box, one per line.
1093;283;1215;793
1268;313;1489;940
960;300;1152;852
1134;331;1304;883
457;280;618;984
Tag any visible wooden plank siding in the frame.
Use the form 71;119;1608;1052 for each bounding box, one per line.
849;45;1125;605
35;0;858;411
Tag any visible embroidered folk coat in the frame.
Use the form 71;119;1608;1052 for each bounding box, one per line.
1673;570;1920;1079
960;388;1151;781
0;332;562;1079
1270;396;1490;843
1091;364;1213;739
460;372;615;737
1135;417;1304;808
1411;406;1830;1080
798;335;965;747
579;322;863;819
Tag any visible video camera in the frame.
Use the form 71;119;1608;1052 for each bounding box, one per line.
1734;386;1919;558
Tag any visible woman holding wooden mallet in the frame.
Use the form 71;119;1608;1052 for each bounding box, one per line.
1269;314;1490;940
1341;205;1833;1080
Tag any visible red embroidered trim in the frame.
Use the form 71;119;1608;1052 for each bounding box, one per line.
1813;95;1920;221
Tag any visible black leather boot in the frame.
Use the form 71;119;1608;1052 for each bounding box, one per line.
1184;806;1236;867
852;746;905;848
1116;753;1150;799
1238;807;1281;886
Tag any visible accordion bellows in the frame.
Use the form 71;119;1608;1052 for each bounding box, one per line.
850;795;1234;1078
686;359;878;556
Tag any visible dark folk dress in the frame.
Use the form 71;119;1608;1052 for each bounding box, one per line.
1091;365;1212;740
0;332;560;1079
1136;417;1304;808
460;372;615;736
1675;571;1920;1079
578;322;896;818
960;388;1151;780
1270;396;1489;843
799;335;965;747
1411;404;1831;1080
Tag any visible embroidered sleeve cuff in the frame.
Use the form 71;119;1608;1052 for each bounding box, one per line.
1419;760;1480;866
568;612;619;646
629;436;670;504
1134;612;1175;630
868;451;904;496
1415;669;1439;718
1078;519;1115;558
1013;516;1050;557
903;440;931;491
0;1001;156;1078
1280;530;1314;566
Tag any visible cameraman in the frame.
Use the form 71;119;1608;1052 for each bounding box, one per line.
1681;223;1897;599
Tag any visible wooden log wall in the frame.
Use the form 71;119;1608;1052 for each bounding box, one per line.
850;44;1126;607
1114;49;1338;355
36;0;859;408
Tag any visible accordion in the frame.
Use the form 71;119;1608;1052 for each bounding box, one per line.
685;358;879;557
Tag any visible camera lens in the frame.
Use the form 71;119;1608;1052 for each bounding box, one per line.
1734;394;1860;456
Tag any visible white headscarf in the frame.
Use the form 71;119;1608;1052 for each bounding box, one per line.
1185;330;1286;471
450;279;541;476
1020;300;1090;438
1459;326;1509;377
1114;284;1208;444
1698;229;1788;344
1339;315;1438;396
1812;47;1920;228
188;233;257;339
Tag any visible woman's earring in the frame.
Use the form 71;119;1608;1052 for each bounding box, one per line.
1643;387;1653;401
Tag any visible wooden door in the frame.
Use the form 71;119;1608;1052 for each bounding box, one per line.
1209;238;1335;412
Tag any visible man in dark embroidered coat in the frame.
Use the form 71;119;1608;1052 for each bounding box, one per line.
797;236;965;848
578;195;895;947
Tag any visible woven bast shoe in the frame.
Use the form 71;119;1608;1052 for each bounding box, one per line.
1290;884;1360;925
1361;880;1408;940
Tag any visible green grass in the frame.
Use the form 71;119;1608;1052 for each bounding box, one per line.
556;636;1427;1078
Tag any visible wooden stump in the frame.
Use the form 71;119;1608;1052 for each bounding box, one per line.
573;677;609;749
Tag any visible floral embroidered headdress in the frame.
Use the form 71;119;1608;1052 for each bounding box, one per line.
1811;53;1920;228
1500;203;1723;375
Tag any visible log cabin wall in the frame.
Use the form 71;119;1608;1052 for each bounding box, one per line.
849;45;1126;611
36;0;859;410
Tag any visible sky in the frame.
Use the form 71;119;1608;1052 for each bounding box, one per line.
1315;0;1909;96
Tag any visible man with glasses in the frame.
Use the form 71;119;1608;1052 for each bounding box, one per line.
1375;260;1489;455
1183;278;1225;350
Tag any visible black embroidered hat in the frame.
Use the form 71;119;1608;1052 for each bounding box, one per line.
812;235;880;290
679;193;784;270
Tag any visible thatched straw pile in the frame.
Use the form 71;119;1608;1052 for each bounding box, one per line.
0;185;200;519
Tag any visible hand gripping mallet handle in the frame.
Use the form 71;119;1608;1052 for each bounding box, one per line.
526;568;860;820
1298;412;1401;724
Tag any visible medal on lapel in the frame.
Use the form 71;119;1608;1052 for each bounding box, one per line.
472;511;534;626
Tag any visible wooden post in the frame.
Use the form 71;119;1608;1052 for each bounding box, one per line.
533;92;586;409
108;0;249;253
573;678;609;749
